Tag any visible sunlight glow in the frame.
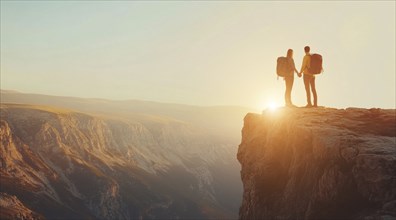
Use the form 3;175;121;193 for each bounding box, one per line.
267;102;280;111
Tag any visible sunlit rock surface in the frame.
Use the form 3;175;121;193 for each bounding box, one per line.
0;192;44;220
238;107;396;220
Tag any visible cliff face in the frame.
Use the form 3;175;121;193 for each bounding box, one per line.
0;192;44;220
238;108;396;220
0;104;242;219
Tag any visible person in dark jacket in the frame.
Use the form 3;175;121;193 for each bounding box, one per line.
299;46;318;107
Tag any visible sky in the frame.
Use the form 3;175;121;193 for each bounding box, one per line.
1;1;395;109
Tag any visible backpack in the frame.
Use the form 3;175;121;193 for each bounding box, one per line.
276;57;293;77
308;54;323;74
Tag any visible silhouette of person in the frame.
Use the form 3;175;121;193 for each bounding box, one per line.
299;46;318;107
284;49;299;107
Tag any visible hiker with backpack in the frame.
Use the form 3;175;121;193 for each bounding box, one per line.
299;46;323;107
276;49;300;107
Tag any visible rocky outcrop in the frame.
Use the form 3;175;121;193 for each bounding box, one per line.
238;108;396;220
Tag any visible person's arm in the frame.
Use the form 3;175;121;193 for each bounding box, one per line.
300;56;307;74
293;60;298;74
298;56;307;77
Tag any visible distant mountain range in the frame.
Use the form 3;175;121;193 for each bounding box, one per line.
0;90;255;219
1;90;255;142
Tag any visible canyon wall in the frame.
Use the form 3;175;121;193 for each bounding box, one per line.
0;104;241;219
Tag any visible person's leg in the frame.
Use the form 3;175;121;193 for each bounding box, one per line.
289;76;294;105
310;77;318;106
284;78;289;105
285;76;293;106
303;75;312;106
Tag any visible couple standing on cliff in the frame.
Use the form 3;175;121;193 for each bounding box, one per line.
279;46;322;108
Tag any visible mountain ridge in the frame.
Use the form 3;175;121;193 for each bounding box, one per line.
1;90;255;143
0;89;254;109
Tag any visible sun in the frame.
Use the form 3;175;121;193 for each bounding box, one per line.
257;97;281;111
267;102;280;111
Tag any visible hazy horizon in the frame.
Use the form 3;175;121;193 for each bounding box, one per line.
0;89;255;109
1;1;395;109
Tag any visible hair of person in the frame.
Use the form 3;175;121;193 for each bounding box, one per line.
304;46;310;53
287;49;293;58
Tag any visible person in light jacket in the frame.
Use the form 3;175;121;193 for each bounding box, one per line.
284;49;300;107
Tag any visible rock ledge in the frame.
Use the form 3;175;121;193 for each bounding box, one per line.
237;108;396;220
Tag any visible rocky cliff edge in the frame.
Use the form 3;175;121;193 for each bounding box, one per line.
237;107;396;220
